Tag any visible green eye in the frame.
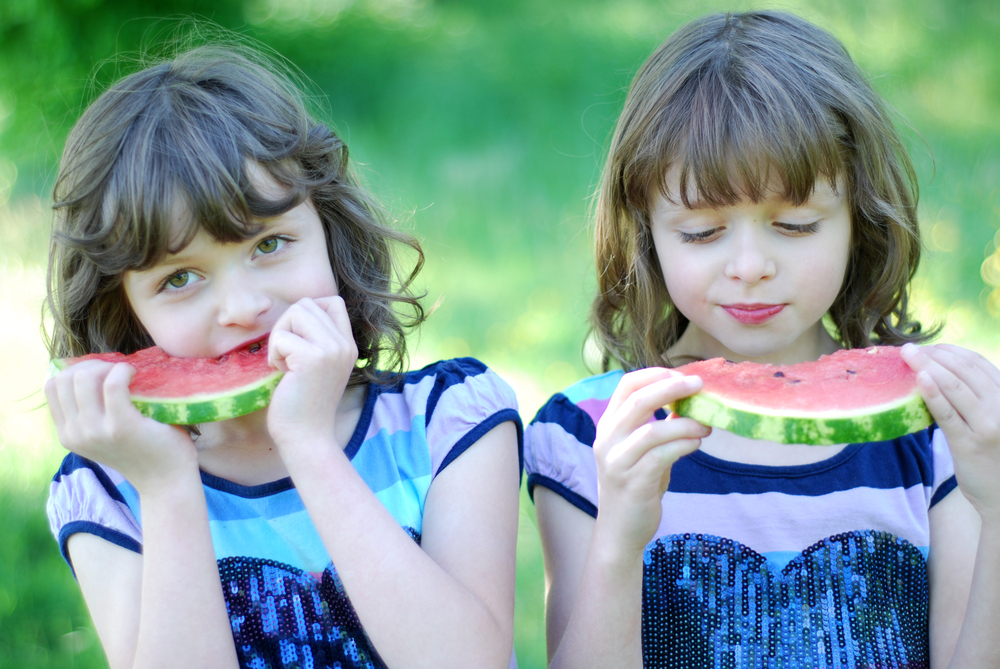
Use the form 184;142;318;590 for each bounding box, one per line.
257;238;279;254
167;271;193;288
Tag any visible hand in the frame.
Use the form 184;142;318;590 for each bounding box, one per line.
901;343;1000;523
44;360;198;495
266;296;358;454
592;368;710;558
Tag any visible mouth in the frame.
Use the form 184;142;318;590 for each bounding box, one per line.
722;304;785;325
225;334;270;356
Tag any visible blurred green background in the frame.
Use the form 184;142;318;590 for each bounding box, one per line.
1;0;998;666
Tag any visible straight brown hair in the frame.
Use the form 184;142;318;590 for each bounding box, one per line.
47;41;424;386
591;10;934;371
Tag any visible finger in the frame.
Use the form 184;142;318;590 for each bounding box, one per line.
603;374;703;441
73;363;110;420
646;437;704;488
603;367;678;418
920;345;1000;399
102;363;139;421
605;415;709;471
913;368;971;438
904;345;982;420
54;367;86;426
44;377;66;427
315;295;354;340
280;299;342;343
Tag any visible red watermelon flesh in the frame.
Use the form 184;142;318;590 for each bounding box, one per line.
54;343;283;424
669;346;932;445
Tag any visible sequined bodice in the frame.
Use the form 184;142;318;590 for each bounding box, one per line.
642;531;928;669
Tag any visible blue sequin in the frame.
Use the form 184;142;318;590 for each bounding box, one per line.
641;530;928;668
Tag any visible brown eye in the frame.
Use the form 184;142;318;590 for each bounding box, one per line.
167;271;193;288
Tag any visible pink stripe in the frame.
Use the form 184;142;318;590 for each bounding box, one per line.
46;468;142;543
930;427;955;493
656;485;931;555
425;369;518;475
364;381;434;442
576;398;610;429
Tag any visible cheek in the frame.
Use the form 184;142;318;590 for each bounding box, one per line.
294;254;338;299
798;244;850;306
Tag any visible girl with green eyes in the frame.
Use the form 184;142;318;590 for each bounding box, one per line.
43;42;522;669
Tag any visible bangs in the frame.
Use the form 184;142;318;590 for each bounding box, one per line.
654;60;847;209
59;51;312;275
109;78;305;270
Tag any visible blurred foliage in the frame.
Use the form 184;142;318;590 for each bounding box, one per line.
1;0;999;667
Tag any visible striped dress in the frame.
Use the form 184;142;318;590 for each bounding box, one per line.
48;357;522;669
525;370;956;669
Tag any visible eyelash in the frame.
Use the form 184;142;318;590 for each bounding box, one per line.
676;221;821;243
155;235;294;293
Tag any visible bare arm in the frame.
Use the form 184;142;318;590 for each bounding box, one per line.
536;487;645;668
531;369;708;669
902;344;1000;669
289;421;520;669
68;473;237;669
263;296;521;668
48;361;238;669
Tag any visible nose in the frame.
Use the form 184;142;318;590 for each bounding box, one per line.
216;269;272;328
724;228;776;285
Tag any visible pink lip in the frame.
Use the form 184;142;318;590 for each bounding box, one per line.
722;304;785;325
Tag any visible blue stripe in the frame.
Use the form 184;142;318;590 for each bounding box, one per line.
210;511;330;571
930;475;958;507
528;474;598;518
437;408;524;476
560;370;624;405
373;475;431;531
423;358;489;428
353;416;432;494
58;520;142;575
54;454;129;506
201;472;296;499
206;485;306;521
670;428;936;496
531;394;596;451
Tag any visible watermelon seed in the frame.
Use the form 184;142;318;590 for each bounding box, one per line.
847;369;856;374
250;343;262;353
790;379;801;384
773;372;785;377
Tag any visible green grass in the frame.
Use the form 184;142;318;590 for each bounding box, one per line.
1;0;998;667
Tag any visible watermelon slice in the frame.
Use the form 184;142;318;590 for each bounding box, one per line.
52;343;283;424
669;346;932;445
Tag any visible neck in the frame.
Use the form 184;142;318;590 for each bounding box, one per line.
194;383;368;486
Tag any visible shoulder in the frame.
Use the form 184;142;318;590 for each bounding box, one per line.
367;357;522;476
46;453;143;571
528;369;626;445
523;370;625;516
382;357;518;415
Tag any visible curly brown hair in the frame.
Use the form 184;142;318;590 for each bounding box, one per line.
46;42;424;387
591;10;935;371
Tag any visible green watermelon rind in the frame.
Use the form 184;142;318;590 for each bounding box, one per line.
50;359;284;425
670;389;933;445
